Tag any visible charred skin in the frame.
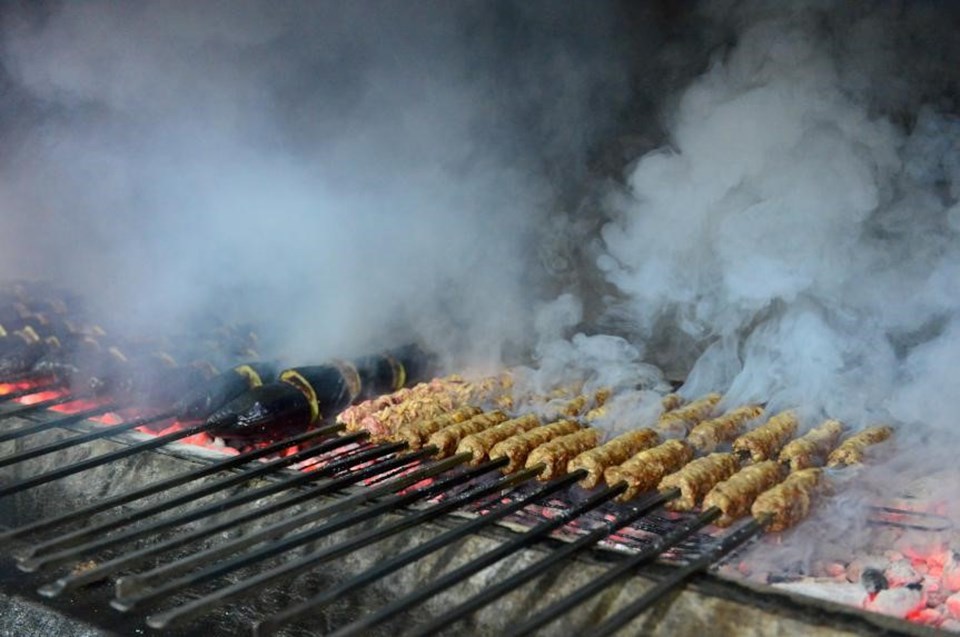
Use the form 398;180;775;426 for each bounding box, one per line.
174;363;277;421
206;382;317;441
280;365;361;418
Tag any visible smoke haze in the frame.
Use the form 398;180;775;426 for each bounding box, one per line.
3;0;960;504
0;0;661;366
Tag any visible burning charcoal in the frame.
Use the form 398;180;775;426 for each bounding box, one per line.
860;568;889;595
885;560;923;587
865;586;926;618
943;618;960;631
947;592;960;620
945;552;960;593
847;557;884;584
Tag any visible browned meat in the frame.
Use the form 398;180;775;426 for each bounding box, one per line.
687;405;765;454
702;461;785;526
733;410;799;462
427;411;510;457
567;428;661;489
778;419;844;471
826;426;893;467
604;440;694;502
457;414;541;465
656;393;722;436
526;428;601;481
394;406;484;449
658;452;740;511
751;468;826;532
337;375;463;430
489;420;581;474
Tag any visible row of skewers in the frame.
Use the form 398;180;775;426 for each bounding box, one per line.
0;335;898;635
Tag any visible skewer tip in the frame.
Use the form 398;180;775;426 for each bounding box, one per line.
36;580;66;598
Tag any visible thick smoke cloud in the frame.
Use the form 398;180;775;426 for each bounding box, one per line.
591;0;960;559
0;0;642;366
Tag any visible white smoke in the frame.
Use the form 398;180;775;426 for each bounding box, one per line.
0;0;639;367
587;0;960;568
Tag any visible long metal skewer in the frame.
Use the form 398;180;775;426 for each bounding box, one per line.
0;410;173;469
114;447;472;601
502;504;720;637
0;419;217;500
410;486;682;637
0;425;341;544
328;478;630;637
142;458;531;629
17;433;385;569
0;401;124;443
38;444;436;596
590;516;768;637
254;472;626;637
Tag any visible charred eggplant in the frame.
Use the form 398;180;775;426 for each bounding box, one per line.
175;362;278;421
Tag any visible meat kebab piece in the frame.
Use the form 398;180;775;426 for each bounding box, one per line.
394;406;483;449
656;392;722;436
526;428;601;481
733;410;799;462
567;429;661;489
686;405;765;454
701;461;785;527
457;414;541;465
583;392;684;425
751;468;827;532
489;420;581;474
826;426;893;467
604;440;694;502
427;411;510;457
338;377;460;431
658;452;740;511
778;419;844;471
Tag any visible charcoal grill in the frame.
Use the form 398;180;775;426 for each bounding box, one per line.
0;397;941;637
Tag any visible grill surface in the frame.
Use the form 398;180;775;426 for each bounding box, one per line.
0;402;942;636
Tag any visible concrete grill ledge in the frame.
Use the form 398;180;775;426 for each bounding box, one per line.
0;406;938;636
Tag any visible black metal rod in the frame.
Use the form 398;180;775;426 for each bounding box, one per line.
502;502;719;637
38;445;435;597
0;380;61;403
0;392;97;421
253;468;587;637
0;409;171;469
114;446;461;601
590;517;766;637
327;478;629;637
0;419;214;500
0;401;124;444
410;487;680;637
142;457;526;629
17;431;380;570
0;425;343;544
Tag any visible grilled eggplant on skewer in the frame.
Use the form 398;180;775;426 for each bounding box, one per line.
174;363;279;421
207;346;433;441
